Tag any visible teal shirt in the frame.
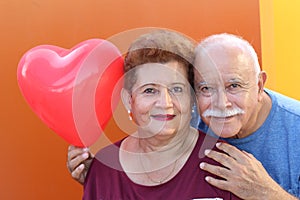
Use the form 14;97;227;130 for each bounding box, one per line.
198;89;300;197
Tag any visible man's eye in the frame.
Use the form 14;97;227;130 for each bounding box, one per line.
225;83;244;94
230;83;240;88
227;83;242;91
196;86;215;97
200;86;213;93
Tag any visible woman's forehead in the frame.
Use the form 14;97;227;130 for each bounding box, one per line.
134;62;188;84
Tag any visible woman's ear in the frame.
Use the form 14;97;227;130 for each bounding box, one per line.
121;88;132;111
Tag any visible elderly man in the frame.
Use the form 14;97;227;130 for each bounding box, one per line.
194;33;300;199
67;33;300;199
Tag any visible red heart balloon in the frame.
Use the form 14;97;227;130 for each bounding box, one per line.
17;39;124;147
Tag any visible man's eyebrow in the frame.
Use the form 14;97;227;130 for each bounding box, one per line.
227;78;249;85
196;81;208;86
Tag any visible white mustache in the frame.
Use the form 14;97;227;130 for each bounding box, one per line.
202;108;245;118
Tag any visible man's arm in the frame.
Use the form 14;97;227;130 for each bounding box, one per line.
200;142;298;200
67;145;93;185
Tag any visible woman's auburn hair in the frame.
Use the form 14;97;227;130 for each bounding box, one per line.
123;30;196;92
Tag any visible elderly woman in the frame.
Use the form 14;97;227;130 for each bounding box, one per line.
74;30;239;199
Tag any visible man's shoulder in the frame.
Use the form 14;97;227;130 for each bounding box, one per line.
266;88;300;115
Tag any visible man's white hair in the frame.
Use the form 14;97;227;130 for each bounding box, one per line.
195;33;261;81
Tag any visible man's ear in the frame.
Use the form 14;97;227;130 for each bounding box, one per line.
121;88;132;111
258;71;267;100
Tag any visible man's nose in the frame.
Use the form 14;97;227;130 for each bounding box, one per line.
213;89;232;109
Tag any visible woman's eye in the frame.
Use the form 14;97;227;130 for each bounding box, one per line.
143;88;156;94
171;86;183;93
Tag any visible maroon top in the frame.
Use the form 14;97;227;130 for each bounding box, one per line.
83;131;240;200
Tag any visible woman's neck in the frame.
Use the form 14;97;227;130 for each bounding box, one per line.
137;124;194;154
120;125;199;186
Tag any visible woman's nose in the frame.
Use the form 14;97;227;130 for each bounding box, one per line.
157;88;173;108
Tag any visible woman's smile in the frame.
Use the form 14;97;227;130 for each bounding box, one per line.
151;114;176;121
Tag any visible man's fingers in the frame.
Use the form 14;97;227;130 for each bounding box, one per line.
68;145;75;151
242;150;255;158
215;142;248;163
67;146;89;160
71;164;84;179
200;162;230;179
204;148;235;167
68;152;89;171
204;176;230;191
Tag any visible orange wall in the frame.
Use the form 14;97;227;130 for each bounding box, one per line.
260;0;300;101
1;0;260;199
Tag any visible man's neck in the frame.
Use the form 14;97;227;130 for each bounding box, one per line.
236;91;272;138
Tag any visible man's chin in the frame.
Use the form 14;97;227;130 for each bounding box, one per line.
210;128;239;139
220;132;239;138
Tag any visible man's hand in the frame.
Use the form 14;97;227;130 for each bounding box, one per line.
200;142;298;200
67;145;93;185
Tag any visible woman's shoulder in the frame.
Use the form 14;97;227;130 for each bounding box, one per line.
94;137;126;155
91;137;127;171
196;129;225;158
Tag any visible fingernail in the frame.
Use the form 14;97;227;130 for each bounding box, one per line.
82;152;89;159
204;149;210;155
199;162;205;169
205;176;211;182
216;142;222;147
83;148;89;152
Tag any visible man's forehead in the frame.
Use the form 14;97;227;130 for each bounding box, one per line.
195;48;255;77
194;66;250;85
193;62;222;81
196;43;253;64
